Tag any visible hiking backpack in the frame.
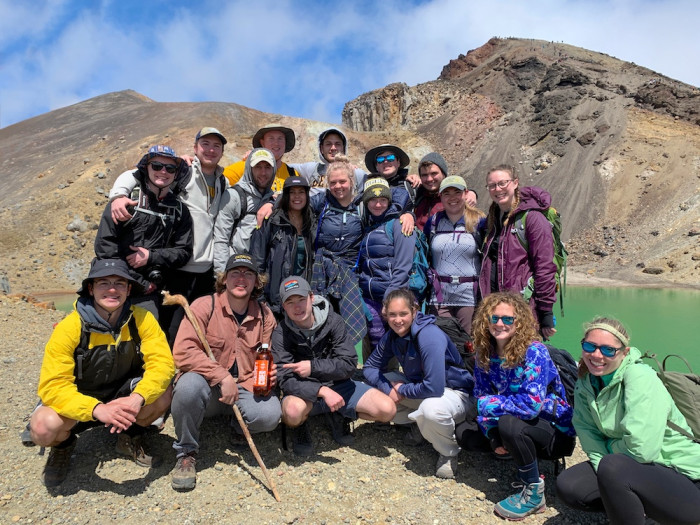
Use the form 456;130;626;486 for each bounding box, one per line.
513;207;568;315
545;344;578;407
384;219;430;302
642;353;700;443
433;315;475;374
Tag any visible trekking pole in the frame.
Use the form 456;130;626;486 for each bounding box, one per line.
161;291;281;502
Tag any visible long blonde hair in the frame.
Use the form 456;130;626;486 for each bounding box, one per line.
485;164;520;232
472;291;539;370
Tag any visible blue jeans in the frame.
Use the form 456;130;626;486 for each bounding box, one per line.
171;371;281;457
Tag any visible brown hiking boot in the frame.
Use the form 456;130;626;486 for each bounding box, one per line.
171;453;197;491
115;434;161;468
42;437;76;487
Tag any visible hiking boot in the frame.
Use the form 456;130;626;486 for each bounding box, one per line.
435;454;458;479
171;453;197;491
291;422;314;457
494;478;546;520
402;423;425;446
115;433;161;468
324;412;354;446
42;436;76;487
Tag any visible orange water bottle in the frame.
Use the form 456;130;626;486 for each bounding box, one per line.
253;343;272;396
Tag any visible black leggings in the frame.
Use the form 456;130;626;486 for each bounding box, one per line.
498;414;576;466
556;454;700;525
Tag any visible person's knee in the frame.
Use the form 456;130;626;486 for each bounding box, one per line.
497;414;523;440
597;453;629;486
281;397;308;427
419;398;452;423
245;400;281;433
172;373;210;413
358;389;396;422
30;408;70;446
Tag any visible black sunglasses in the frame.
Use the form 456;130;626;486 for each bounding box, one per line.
149;161;178;174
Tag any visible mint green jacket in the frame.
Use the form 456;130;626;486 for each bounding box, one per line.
573;347;700;480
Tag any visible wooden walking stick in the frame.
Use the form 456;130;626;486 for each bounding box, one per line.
162;290;281;502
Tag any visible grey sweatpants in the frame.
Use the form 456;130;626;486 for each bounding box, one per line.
171;371;281;457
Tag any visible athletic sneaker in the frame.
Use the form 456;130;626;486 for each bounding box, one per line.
291;422;314;457
115;434;161;467
403;423;425;446
42;435;76;487
325;412;354;446
171;453;197;491
435;454;458;479
494;478;546;519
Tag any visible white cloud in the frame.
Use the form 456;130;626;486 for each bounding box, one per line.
1;0;698;128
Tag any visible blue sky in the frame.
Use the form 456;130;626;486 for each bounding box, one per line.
1;0;698;128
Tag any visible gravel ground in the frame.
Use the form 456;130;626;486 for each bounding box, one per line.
0;297;606;525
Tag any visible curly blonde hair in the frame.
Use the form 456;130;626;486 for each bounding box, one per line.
472;291;539;370
325;155;357;199
485;164;520;232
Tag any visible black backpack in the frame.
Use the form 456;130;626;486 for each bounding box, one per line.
545;344;578;406
433;316;475;374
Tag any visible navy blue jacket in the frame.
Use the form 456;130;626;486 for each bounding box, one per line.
364;312;474;398
358;209;415;302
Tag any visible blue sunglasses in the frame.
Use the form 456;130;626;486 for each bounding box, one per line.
490;315;515;325
376;154;397;164
580;340;624;358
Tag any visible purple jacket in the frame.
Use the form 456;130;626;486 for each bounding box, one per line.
478;186;556;322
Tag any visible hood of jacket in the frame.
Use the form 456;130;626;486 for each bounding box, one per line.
238;148;277;198
410;311;436;339
75;296;132;336
317;128;348;165
135;154;191;197
514;186;551;214
283;294;331;336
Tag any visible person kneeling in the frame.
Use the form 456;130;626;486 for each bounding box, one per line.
272;276;396;456
30;258;175;488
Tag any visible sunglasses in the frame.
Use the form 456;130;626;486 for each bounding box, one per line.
580;340;624;358
490;315;515;325
149;161;178;174
376;154;397;164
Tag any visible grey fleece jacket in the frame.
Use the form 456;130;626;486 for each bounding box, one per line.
212;148;276;273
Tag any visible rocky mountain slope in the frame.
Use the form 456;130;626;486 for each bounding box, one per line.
343;37;700;286
1;37;698;297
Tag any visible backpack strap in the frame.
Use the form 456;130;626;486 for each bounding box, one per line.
229;186;249;242
513;210;529;251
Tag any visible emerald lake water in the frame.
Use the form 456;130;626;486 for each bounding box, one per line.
39;286;699;372
550;286;700;373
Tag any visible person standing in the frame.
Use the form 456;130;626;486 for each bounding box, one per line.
478;164;557;339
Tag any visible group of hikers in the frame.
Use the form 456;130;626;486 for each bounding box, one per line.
27;124;700;523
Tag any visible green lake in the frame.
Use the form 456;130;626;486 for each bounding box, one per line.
550;286;699;373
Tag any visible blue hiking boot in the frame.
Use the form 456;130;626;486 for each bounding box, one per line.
494;478;546;520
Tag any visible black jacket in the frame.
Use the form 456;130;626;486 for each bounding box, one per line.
249;208;315;314
271;297;357;401
94;167;193;290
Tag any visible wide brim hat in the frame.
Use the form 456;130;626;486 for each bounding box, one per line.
78;258;143;297
252;124;296;152
364;144;410;172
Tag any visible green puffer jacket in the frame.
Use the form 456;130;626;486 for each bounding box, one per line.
573;347;700;480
